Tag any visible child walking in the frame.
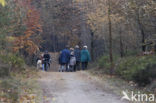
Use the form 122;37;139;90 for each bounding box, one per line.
69;52;76;72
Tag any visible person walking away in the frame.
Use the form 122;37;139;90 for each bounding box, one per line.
60;46;70;71
70;48;74;55
69;52;76;72
43;51;51;71
41;53;45;71
58;51;65;72
81;46;91;70
74;45;81;71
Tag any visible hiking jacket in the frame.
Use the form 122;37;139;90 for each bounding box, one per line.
74;49;81;62
43;53;51;62
60;49;70;64
81;49;91;62
69;56;76;66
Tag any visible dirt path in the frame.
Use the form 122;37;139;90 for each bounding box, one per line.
38;53;128;103
38;71;128;103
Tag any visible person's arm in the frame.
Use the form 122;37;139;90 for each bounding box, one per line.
67;51;70;63
48;54;52;62
80;51;82;62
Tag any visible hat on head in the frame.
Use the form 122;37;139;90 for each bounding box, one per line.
45;50;48;53
66;45;69;48
75;45;79;48
70;48;74;51
83;45;88;49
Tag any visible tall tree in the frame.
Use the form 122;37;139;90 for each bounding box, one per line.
108;0;113;74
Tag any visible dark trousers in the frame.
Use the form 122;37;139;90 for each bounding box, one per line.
65;63;69;71
81;62;88;70
44;61;49;71
69;65;74;71
74;61;80;71
61;63;69;71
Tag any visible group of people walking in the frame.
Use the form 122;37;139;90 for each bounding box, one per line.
37;45;91;72
37;51;51;71
58;45;91;72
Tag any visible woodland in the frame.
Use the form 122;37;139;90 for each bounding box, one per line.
0;0;156;102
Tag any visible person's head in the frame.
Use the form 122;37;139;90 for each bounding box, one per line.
70;48;74;51
44;50;48;54
83;45;88;50
41;53;44;57
75;45;79;49
65;45;69;49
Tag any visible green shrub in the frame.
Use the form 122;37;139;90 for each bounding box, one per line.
125;50;139;56
0;65;10;77
0;53;25;69
98;55;111;68
98;55;119;74
115;55;156;86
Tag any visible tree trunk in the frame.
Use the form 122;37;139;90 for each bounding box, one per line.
137;11;146;52
119;28;124;57
90;30;94;61
108;0;114;75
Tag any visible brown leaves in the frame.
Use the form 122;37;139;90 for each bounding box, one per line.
13;0;42;55
19;93;36;103
0;88;18;103
86;0;125;33
13;36;39;55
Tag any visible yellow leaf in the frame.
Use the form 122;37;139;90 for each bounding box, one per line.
0;0;6;7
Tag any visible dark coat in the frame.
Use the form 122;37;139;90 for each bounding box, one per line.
43;53;50;62
60;49;70;64
74;48;81;62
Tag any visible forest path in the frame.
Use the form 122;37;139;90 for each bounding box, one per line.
37;53;128;103
38;71;128;103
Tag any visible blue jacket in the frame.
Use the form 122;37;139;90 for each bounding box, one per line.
81;49;91;62
60;49;70;64
74;49;81;62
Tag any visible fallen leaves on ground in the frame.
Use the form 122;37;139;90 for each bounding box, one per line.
19;93;36;103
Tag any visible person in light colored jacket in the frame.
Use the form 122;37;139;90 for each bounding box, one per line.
69;52;76;72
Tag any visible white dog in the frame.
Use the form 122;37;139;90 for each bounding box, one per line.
37;60;42;69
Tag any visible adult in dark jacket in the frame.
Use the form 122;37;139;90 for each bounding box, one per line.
59;51;65;72
60;47;70;71
74;45;81;71
43;50;51;71
81;46;91;70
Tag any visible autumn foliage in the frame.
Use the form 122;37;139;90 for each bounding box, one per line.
0;0;6;7
13;0;42;55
